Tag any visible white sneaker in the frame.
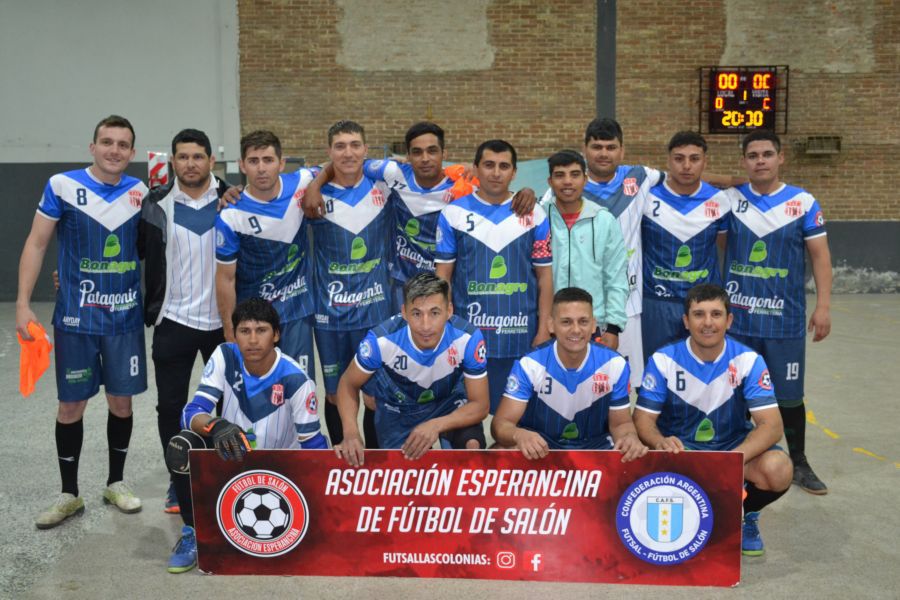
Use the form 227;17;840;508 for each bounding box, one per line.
35;493;85;529
103;481;142;514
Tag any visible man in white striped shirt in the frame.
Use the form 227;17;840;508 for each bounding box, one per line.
139;129;228;515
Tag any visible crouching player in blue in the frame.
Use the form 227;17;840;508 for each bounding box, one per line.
333;272;490;467
633;283;792;556
163;298;326;573
492;287;647;462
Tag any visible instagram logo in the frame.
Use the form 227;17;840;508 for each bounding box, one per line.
496;551;516;569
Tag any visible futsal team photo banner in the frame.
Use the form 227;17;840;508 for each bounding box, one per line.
190;449;743;586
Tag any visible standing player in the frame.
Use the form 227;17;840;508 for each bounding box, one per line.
723;130;833;494
164;298;326;573
492;288;646;461
17;115;146;528
215;131;317;378
304;120;392;446
634;283;793;556
140;128;228;514
641;131;730;359
541;150;628;349
332;272;489;466
435;139;554;412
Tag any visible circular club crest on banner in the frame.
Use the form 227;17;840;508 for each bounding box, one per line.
217;470;309;558
616;472;713;565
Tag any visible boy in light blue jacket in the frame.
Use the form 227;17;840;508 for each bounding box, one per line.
541;150;628;349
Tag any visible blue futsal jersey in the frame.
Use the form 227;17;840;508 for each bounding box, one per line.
355;314;487;412
215;170;316;324
723;183;827;338
642;181;729;301
503;341;631;449
310;175;392;331
435;194;552;358
636;337;776;450
363;159;454;282
182;343;323;448
38;168;146;335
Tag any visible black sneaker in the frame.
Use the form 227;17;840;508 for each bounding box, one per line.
792;453;828;495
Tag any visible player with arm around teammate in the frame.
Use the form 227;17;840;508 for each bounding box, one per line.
333;272;490;467
492;287;647;462
633;283;792;556
164;298;326;572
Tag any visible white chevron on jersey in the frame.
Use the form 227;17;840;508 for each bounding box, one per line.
727;186;819;239
439;201;548;255
517;351;628;421
645;185;728;243
649;349;761;416
323;184;387;235
220;205;305;244
53;174;141;231
370;333;469;388
376;160;451;217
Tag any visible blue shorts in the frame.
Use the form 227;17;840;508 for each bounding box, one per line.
374;397;460;449
487;356;518;414
314;327;369;395
53;327;147;402
641;296;687;359
279;317;315;380
390;278;405;314
730;334;805;404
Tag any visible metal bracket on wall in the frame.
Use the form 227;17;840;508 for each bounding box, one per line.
797;136;842;155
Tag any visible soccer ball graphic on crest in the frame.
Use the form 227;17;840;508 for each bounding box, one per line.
235;488;291;540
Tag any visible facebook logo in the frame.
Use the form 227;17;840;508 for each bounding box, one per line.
524;551;543;572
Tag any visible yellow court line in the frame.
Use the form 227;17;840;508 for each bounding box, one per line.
807;410;899;466
853;448;886;461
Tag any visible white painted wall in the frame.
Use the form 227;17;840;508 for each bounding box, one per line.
0;0;240;162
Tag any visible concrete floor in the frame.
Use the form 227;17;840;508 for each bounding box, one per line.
2;295;898;599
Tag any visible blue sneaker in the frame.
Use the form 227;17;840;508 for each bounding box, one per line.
742;511;764;556
164;482;180;514
167;526;197;573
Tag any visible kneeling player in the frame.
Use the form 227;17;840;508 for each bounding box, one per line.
164;298;326;573
334;272;490;467
633;283;792;556
492;287;647;462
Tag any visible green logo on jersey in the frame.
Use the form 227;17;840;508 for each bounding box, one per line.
64;367;93;384
729;241;791;279
694;418;715;443
489;256;507;279
351;236;368;260
466;280;528;295
417;390;435;404
675;244;692;268
263;244;303;282
328;258;381;275
103;234;121;258
749;240;768;263
652;266;709;283
404;218;420;238
562;423;579;440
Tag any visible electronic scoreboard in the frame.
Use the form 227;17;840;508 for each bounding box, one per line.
700;66;788;134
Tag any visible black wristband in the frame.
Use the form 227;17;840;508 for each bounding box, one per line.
605;324;622;335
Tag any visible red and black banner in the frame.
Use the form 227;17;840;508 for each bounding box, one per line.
190;450;742;586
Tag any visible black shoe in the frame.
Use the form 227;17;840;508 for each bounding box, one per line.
791;454;828;495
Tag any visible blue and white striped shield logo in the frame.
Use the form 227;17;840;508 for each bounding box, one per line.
646;496;683;542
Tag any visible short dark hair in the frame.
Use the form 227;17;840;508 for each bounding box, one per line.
231;298;281;334
171;128;212;157
683;283;730;315
548;149;586;175
240;130;282;159
405;122;445;151
403;271;450;306
93;115;135;148
741;129;781;154
474;139;517;168
553;287;594;308
328;120;366;146
584;118;623;145
668;130;707;153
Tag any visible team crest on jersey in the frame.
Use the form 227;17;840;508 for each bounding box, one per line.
704;200;720;218
814;210;825;227
128;190;143;207
641;373;656;391
784;199;803;217
447;346;459;367
504;375;519;394
271;384;285;406
592;372;611;396
517;213;534;228
758;369;772;390
623;178;638;196
305;390;317;415
474;339;487;364
370;187;386;207
359;339;373;359
442;189;454;203
216;470;309;558
293;188;306;208
727;363;740;388
216;230;226;248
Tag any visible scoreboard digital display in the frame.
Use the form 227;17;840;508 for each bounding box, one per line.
706;66;778;134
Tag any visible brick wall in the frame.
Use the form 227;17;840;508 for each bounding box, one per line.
239;0;900;220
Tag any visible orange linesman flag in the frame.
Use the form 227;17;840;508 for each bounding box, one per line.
18;322;52;397
444;165;479;199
